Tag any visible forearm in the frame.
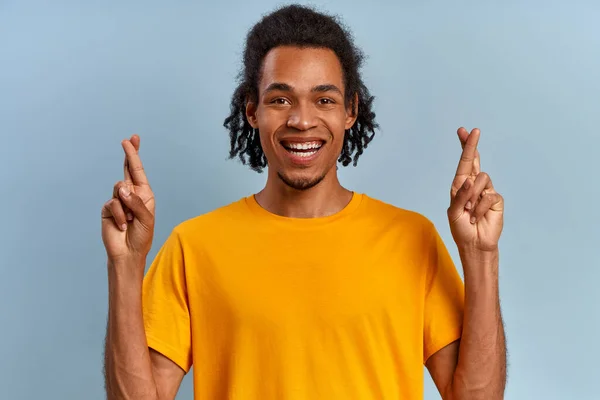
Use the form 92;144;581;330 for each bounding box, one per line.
104;259;158;400
452;249;506;400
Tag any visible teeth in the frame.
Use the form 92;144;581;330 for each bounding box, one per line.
289;150;318;158
285;141;322;150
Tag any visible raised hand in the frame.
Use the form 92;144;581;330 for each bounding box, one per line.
101;135;155;266
447;128;504;253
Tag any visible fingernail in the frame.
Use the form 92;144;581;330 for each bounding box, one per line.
465;201;472;210
120;186;130;197
127;213;133;221
470;216;476;224
121;223;127;231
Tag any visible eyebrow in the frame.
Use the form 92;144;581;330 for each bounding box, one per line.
312;84;343;97
263;82;343;97
263;82;293;94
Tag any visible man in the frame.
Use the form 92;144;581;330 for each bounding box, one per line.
102;5;506;400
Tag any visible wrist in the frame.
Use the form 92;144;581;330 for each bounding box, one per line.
107;255;147;286
458;248;499;278
458;246;499;263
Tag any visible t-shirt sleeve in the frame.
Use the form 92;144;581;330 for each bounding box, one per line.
422;223;465;364
142;228;193;373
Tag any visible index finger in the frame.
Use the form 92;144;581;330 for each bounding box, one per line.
454;128;480;179
122;137;148;186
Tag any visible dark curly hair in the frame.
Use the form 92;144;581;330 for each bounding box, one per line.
223;4;378;172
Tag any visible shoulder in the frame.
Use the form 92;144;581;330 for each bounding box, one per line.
361;194;436;233
359;194;445;263
169;196;250;240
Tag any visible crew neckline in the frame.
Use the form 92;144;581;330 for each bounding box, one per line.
244;192;365;226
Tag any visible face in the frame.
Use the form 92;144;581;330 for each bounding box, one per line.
246;46;357;191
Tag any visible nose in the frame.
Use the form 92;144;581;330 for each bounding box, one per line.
286;103;318;131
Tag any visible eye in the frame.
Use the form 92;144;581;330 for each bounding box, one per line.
318;98;336;105
271;98;291;105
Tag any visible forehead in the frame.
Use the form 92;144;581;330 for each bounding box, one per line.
259;46;344;91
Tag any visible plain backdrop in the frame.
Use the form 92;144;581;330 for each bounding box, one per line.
1;1;599;399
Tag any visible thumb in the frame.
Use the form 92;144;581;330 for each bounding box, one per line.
118;187;153;228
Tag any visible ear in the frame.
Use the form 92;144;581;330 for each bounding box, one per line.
245;98;259;129
345;92;359;130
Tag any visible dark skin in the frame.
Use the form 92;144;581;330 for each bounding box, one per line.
103;45;505;399
244;45;471;396
248;47;506;399
246;46;357;218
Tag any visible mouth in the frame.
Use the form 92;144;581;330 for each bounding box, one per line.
280;140;325;161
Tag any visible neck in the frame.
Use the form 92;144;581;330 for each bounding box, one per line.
255;167;352;218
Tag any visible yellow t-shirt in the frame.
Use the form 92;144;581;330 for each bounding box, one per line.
142;192;464;399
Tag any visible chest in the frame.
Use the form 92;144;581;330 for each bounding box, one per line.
193;233;425;327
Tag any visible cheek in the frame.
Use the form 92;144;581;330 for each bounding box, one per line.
257;109;282;134
329;114;348;143
258;130;274;156
256;114;281;157
332;133;346;156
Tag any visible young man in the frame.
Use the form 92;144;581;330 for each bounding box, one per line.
102;5;506;400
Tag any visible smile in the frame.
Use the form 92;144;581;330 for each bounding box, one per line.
280;140;325;163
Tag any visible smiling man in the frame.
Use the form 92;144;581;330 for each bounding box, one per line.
102;5;507;400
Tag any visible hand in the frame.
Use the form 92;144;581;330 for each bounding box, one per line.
101;135;155;266
447;128;504;253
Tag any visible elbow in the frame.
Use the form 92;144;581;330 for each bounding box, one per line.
105;386;160;400
447;386;504;400
446;373;504;400
106;395;159;400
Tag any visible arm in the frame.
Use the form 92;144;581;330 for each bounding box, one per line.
104;259;185;400
101;135;186;400
427;127;507;399
426;250;506;400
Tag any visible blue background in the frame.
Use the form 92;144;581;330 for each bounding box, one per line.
1;1;598;399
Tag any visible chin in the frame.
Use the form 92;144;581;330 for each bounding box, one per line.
277;170;327;191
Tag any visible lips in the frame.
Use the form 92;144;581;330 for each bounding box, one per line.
280;139;325;165
281;140;324;151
